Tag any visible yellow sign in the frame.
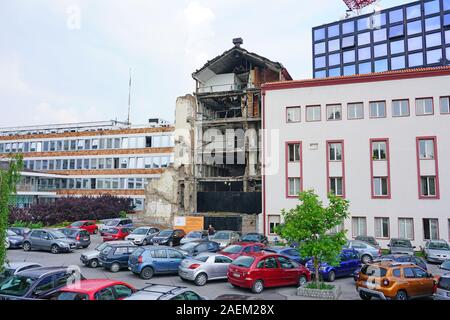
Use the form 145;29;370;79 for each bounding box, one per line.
173;216;204;233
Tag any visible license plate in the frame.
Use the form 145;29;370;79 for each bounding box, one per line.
154;243;159;246
233;272;240;278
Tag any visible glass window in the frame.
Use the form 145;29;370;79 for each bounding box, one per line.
390;39;405;55
373;177;389;196
408;36;423;51
375;218;390;238
425;16;441;32
408;52;424;67
424;0;440;16
343;64;356;76
347;102;364;119
328;24;340;38
427;49;443;64
416;98;434;115
445;0;450;11
406;4;421;20
358;17;371;31
314;28;325;41
330;177;343;196
374;44;387;57
342;21;354;34
342;36;355;48
370;101;386;118
315;56;326;68
358;61;372;74
358;32;371;45
426;32;442;48
389;9;404;24
328;67;341;77
407;20;422;36
445;14;450;26
315;70;326;78
372;141;387;160
391;55;406;70
423;219;439;240
440;96;450;114
373;28;387;42
447;47;450;61
286;107;301;123
315;42;326;55
306;106;321;121
343;50;355;63
328;39;340;52
419;139;435;159
372;12;387;28
352;217;367;237
392;99;409;116
389;24;404;38
421;176;437;197
327;104;342;120
288;144;300;162
358;47;371;60
329;143;342;161
374;59;388;72
399;218;414;240
288;178;301;197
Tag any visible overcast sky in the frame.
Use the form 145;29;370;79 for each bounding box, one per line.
0;0;412;127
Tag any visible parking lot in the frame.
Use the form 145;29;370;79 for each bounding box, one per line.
5;233;445;300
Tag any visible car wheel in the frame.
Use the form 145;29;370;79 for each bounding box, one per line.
194;273;208;286
23;242;31;251
361;254;372;264
252;280;264;294
359;292;372;300
51;244;60;254
298;275;307;287
89;259;99;268
169;241;173;247
142;239;148;246
395;290;408;301
110;263;121;273
5;240;10;249
140;267;154;280
327;271;336;282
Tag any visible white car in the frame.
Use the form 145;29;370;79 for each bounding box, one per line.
125;227;160;246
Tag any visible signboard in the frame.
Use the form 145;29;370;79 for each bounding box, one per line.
173;216;204;233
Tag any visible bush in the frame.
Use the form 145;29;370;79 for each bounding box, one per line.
305;283;335;290
9;195;135;227
10;220;44;229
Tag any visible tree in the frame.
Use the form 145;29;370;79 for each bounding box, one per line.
276;190;350;287
0;155;23;270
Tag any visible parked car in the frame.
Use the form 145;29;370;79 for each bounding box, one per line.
125;227;160;246
219;242;266;260
80;240;133;268
58;228;91;249
99;218;133;235
5;229;24;249
180;230;209;245
434;273;450;300
178;240;220;257
264;246;310;265
22;229;77;254
209;231;240;249
128;246;185;279
305;249;361;282
355;235;379;247
388;238;415;255
0;266;85;300
240;233;268;245
228;253;311;294
124;284;206;300
0;262;43;282
7;227;31;237
48;279;136;300
102;227;133;242
344;240;382;264
356;261;437;300
178;252;233;286
67;220;98;234
424;240;450;263
150;229;186;247
98;242;137;272
440;260;450;271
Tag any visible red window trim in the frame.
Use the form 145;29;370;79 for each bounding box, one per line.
422;218;440;241
398;217;415;241
326;140;346;198
416;136;440;199
439;96;450;115
285;141;303;199
374;216;391;240
370;138;391;199
415;97;435;116
305;105;322;122
391;99;410;117
369;100;387;119
285;106;301;123
267;215;281;236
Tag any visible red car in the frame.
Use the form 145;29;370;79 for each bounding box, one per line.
227;252;311;294
102;227;132;242
50;279;136;300
219;242;266;260
68;220;98;234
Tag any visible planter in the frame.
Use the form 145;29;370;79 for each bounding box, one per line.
297;284;342;300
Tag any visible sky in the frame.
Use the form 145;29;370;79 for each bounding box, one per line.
0;0;413;127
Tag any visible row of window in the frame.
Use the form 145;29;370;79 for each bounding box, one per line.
286;96;450;123
0;135;174;154
37;177;149;191
22;155;173;171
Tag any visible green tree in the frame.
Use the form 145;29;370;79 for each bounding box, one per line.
0;155;23;270
276;190;349;287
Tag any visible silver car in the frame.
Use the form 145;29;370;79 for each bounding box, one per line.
434;273;450;300
209;231;240;249
178;252;233;286
125;227;160;246
22;229;77;254
344;240;382;264
388;238;415;255
180;230;209;245
124;284;207;300
80;240;133;268
424;240;450;263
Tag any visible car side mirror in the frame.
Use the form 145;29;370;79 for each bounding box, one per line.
387;244;390;247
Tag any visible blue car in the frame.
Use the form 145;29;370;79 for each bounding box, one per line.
305;249;361;282
128;246;185;280
264;246;310;265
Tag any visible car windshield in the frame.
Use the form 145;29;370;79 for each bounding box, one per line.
186;232;202;238
0;275;36;297
132;228;149;235
6;230;17;236
105;220;119;226
392;240;412;248
61;229;77;236
55;291;89;300
222;245;242;254
232;256;255;268
49;231;67;239
438;277;450;291
131;247;145;257
95;242;109;251
442;261;450;269
429;242;450;250
213;232;230;240
180;242;198;251
361;265;387;277
242;234;260;241
70;221;84;227
158;231;173;237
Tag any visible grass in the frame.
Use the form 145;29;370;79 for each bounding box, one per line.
305;282;335;290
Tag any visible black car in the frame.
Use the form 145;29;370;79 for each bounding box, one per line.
240;233;268;245
178;240;220;256
8;227;31;237
0;267;85;300
98;243;137;273
151;229;186;247
58;228;91;249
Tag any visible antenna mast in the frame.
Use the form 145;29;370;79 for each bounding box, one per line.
127;68;132;126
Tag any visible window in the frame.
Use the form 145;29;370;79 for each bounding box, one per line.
347;102;364;119
352;217;367;237
408;36;423;51
421;176;437;197
403;268;415;278
374;59;388;72
390;40;404;55
315;42;326;55
286;107;301;122
374;43;387;58
343;65;356;76
424;0;440;16
342;21;354;34
358;17;371;31
358;32;371;46
328;53;341;66
426;33;442;48
342;36;355;48
416;98;434;115
329;177;343;196
328;67;341;77
407;4;421;20
423;218;439;240
389;25;404;38
343;50;355;63
419;139;435;159
440;97;450;114
427;49;443;64
268;216;280;235
328;39;340;52
407;20;422;35
445;0;450;11
306;106;321;121
373;28;387;43
370;101;386;118
399;218;414;239
408;52;424;67
113;285;133;299
288;143;300;162
389;9;403;23
359;62;372;74
373;177;389;197
358;47;371;61
288;178;301;197
392;55;406;70
315;70;326;78
375;218;390;238
328;143;342;161
392;99;409;117
314;28;325;41
328;24;340;38
326;104;342;121
372;141;387;160
95;288;115;301
425;16;441;33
